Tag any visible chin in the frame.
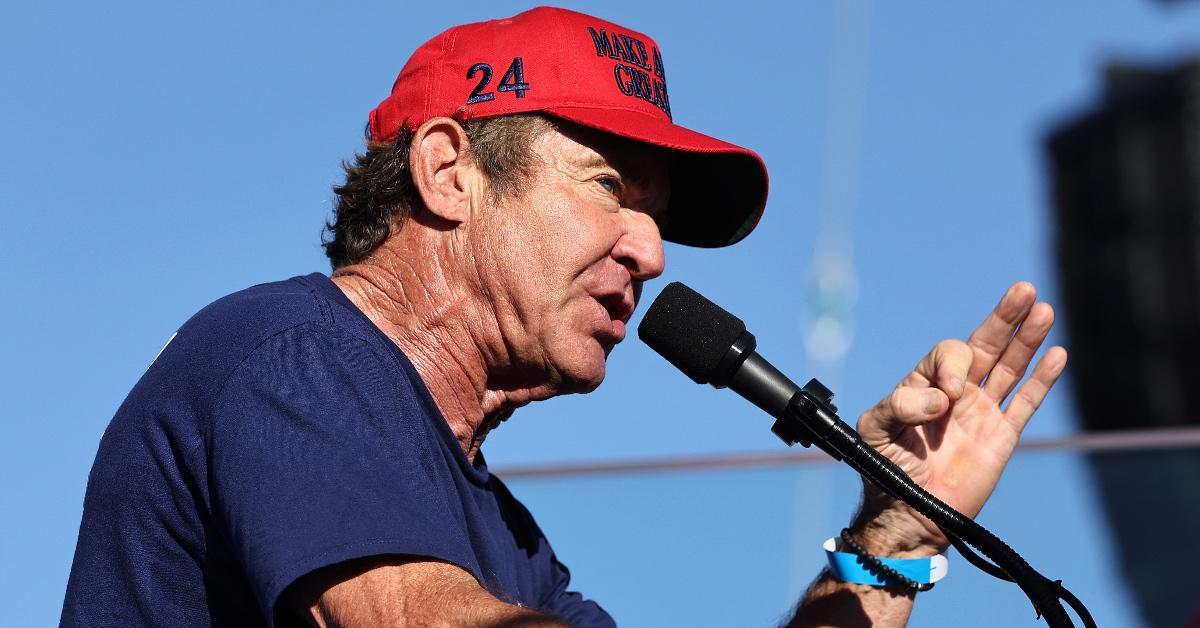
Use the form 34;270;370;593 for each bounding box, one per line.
559;363;606;395
552;344;609;394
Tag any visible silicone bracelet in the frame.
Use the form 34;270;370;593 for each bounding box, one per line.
823;537;949;586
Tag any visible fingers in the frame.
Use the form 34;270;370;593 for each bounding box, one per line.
966;282;1036;384
982;302;1055;402
907;339;972;401
864;282;1065;445
1004;346;1068;432
862;340;970;444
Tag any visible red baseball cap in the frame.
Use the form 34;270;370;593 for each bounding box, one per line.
369;6;768;248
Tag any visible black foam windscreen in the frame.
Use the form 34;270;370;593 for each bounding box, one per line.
637;282;746;384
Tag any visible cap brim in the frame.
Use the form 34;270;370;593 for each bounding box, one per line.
543;106;768;248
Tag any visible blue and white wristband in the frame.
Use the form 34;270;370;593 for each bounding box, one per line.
824;537;948;588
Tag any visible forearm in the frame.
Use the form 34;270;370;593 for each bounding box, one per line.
304;580;566;628
307;599;564;628
289;557;572;628
787;569;914;628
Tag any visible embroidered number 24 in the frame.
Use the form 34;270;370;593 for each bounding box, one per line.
466;57;530;104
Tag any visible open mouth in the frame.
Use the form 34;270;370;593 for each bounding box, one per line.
595;293;633;324
594;293;634;343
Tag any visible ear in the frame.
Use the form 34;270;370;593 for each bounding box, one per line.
409;117;480;224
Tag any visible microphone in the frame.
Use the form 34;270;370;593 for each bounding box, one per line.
637;281;840;451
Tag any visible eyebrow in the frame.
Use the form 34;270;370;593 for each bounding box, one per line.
576;153;611;170
578;151;662;188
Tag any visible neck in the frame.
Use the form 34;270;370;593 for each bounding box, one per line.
330;235;532;461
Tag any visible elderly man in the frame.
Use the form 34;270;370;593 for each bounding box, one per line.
61;7;1065;628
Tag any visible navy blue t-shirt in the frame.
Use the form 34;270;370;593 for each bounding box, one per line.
61;274;613;627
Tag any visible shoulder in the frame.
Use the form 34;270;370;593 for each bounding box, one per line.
181;274;335;350
200;275;435;435
151;273;389;393
118;273;404;437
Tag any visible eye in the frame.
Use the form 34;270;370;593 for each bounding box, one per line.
596;176;620;195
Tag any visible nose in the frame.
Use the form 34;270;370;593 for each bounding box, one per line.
613;210;666;281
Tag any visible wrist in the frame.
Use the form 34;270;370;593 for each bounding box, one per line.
850;502;948;558
825;529;947;591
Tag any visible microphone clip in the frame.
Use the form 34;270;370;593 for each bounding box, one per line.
772;379;845;460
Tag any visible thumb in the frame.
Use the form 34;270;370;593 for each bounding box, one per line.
858;386;949;445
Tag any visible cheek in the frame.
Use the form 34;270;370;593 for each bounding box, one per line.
483;191;622;320
524;206;617;278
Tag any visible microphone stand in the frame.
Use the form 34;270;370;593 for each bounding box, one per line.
776;379;1095;628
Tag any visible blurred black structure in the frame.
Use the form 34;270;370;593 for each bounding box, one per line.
1046;60;1200;628
1049;61;1200;434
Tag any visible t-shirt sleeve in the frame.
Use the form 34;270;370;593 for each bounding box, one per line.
497;492;614;628
538;557;617;628
207;323;476;623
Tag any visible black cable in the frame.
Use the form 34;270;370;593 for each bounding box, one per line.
1056;581;1098;628
944;532;1096;628
947;532;1010;580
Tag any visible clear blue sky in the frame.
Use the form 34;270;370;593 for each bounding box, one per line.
4;1;1198;625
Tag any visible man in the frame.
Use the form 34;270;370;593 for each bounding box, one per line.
61;7;1066;627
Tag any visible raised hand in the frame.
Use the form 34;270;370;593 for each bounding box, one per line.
851;282;1068;554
